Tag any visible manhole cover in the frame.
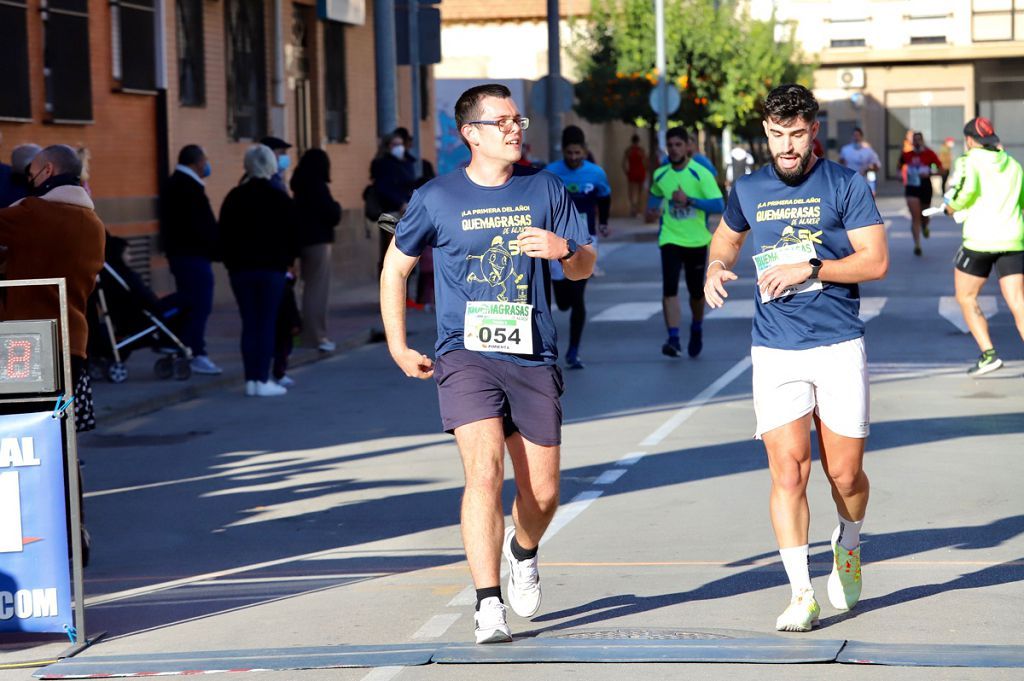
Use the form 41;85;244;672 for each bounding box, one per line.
543;628;734;641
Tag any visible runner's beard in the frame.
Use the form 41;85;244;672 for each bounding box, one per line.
772;148;812;186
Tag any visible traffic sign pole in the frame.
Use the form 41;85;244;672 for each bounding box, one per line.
655;0;667;154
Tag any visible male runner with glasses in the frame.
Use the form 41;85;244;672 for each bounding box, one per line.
381;83;595;643
704;84;888;632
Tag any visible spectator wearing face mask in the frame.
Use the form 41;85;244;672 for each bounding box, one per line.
0;144;106;430
0;139;42;208
219;144;299;397
393;126;436;187
260;136;293;194
159;144;222;375
370;131;416;272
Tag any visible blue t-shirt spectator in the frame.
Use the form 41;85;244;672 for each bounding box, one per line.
691;153;717;177
543;159;611;234
723;159;882;350
395;165;591;366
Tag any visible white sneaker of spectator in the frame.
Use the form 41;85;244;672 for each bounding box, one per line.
190;355;223;375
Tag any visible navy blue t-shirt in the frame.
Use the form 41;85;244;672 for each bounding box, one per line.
723;158;883;350
395;165;591;365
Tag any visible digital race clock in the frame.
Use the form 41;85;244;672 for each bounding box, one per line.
0;320;60;395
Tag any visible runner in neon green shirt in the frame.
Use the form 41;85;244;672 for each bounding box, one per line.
645;127;724;357
943;116;1024;376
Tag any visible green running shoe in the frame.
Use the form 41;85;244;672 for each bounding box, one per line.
828;525;862;610
967;350;1003;377
775;588;820;632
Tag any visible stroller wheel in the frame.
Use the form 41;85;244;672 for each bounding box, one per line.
172;357;192;381
154;356;174;379
107;362;128;384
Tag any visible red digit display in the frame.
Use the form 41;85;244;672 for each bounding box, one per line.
6;339;32;379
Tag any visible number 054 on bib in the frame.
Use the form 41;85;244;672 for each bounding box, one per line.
464;302;534;355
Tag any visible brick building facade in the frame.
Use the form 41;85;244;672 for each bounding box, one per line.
1;0;435;298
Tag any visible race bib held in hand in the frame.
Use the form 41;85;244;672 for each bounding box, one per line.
464;302;534;354
752;241;823;303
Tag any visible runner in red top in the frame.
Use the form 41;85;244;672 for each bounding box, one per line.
899;131;943;256
622;134;647;216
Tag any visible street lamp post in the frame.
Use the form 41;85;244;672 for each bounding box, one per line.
655;0;668;154
547;0;561;161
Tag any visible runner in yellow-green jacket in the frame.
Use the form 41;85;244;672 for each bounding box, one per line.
944;117;1024;376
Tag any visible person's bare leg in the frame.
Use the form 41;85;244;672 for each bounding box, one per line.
506;432;560;550
761;413;814;549
815;414;869;522
955;269;993;353
998;273;1024;343
815;414;868;610
454;418;507;590
906;196;922;250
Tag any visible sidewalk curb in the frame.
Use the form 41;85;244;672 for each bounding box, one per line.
94;328;375;427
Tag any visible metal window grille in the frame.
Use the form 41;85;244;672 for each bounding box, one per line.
0;0;31;120
111;0;156;92
225;0;267;141
176;0;205;105
43;0;93;122
323;19;348;142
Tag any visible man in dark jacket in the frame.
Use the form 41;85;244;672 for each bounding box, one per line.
159;144;222;375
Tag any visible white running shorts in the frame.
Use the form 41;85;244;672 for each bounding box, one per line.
751;337;869;440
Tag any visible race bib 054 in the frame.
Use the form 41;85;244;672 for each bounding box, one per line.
464;301;534;354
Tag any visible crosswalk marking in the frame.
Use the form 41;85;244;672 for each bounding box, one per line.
939;296;997;333
859;297;887;322
592;302;663;322
593;297;888;322
706;299;755;319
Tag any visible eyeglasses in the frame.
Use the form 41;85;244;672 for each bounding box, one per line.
467;117;530;133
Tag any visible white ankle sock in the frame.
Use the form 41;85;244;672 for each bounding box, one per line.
779;545;812;597
837;514;863;550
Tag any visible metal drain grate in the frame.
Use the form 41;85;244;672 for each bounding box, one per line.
544;628;734;641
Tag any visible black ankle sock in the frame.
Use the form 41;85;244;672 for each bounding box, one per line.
475;586;502;610
511;536;538;561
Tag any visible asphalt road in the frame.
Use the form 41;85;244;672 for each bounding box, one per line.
4;198;1023;680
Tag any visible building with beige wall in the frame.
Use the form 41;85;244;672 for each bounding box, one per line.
752;0;1024;179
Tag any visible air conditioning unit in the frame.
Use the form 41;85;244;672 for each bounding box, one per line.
837;68;865;89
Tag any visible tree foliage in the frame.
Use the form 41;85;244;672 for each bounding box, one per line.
571;0;814;131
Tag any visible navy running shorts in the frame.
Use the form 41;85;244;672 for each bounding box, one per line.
434;349;564;446
955;247;1024;279
660;244;708;299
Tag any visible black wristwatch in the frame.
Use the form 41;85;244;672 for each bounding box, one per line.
560;238;578;261
808;257;823;280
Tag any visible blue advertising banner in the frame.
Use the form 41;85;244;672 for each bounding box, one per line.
0;411;72;634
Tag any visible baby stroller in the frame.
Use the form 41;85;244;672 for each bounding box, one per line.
87;236;193;383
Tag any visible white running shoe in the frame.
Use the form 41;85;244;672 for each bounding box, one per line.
190;355;223;375
250;380;287;397
775;588;821;632
245;380;257;396
275;375;296;388
474;597;512;644
318;340;337;353
502;526;542;618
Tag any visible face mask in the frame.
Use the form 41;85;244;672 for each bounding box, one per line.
277;155;291;172
201;162;212;178
390;145;406;160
